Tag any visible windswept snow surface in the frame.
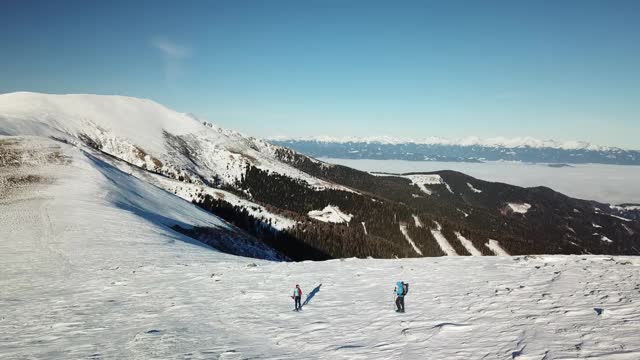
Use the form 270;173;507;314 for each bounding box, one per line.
399;224;423;256
0;143;640;360
4;204;640;360
508;202;532;214
308;205;353;223
485;239;510;256
455;232;482;256
431;222;458;256
0;136;284;261
3;141;640;359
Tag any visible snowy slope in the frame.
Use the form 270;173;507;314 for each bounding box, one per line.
0;136;283;263
374;173;455;196
308;205;353;223
113;162;298;232
2;136;640;359
0;92;353;193
403;174;454;195
508;203;532;214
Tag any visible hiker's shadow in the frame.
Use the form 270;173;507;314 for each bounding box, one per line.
302;284;322;307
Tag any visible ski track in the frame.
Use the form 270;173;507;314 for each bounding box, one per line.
486;239;510;256
455;232;482;256
399;224;423;256
431;222;458;256
467;182;482;193
2;137;640;359
412;214;423;228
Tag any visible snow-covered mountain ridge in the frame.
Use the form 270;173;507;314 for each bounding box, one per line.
272;137;640;165
0;135;285;260
2;92;639;260
0;92;351;192
271;135;625;151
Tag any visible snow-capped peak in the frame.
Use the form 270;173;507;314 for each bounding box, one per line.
0;91;353;193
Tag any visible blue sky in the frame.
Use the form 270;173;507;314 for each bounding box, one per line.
1;1;638;148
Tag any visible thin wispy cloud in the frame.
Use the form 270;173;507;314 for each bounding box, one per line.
151;37;192;59
151;37;192;86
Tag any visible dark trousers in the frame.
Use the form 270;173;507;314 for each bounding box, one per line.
294;296;302;310
396;296;405;312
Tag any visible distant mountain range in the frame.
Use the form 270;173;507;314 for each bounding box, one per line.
2;92;639;261
270;137;640;165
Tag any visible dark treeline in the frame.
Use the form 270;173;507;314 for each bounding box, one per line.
188;150;640;260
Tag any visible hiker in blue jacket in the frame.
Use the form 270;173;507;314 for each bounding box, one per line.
394;281;408;312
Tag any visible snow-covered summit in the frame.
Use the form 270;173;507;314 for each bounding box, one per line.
0;92;202;152
0;92;351;193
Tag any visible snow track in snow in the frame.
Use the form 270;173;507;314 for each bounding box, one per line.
485;239;510;256
399;224;423;255
431;222;458;256
607;214;633;222
467;182;482;193
455;232;482;256
412;214;423;228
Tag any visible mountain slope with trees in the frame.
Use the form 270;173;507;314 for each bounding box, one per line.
2;92;638;260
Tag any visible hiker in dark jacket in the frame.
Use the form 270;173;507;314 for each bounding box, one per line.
292;284;303;311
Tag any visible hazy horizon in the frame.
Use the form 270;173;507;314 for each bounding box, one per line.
321;158;640;205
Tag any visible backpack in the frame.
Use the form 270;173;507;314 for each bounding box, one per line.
403;283;409;296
